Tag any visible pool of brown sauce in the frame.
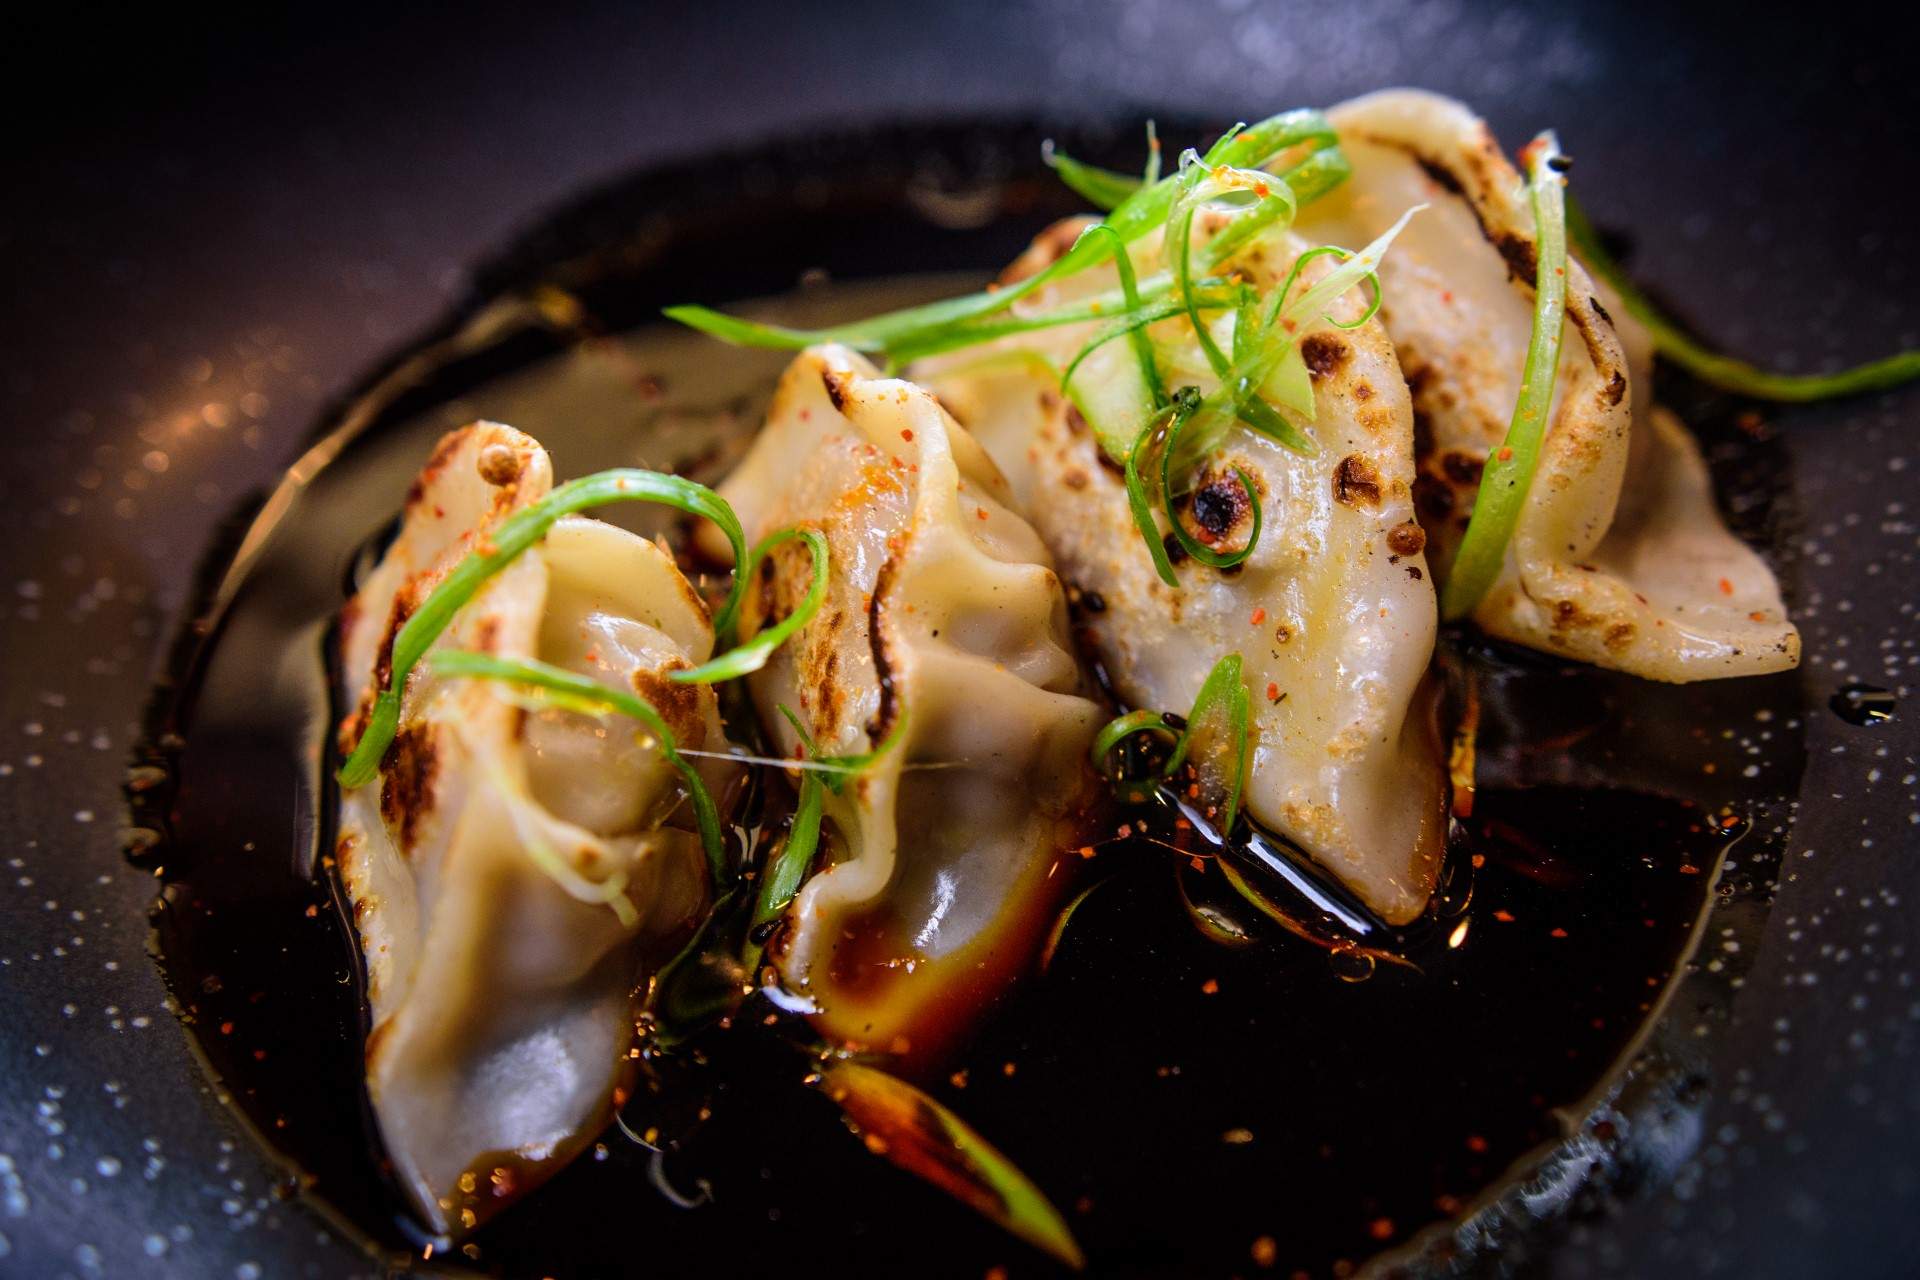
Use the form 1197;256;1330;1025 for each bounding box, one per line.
128;279;1808;1278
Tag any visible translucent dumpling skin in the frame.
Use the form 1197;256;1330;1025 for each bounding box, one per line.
714;346;1105;1055
335;423;729;1235
925;225;1449;925
1297;88;1799;680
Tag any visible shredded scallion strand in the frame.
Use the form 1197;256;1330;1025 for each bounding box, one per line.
1159;404;1263;569
664;108;1340;361
1565;197;1920;402
1043;138;1144;211
1090;653;1251;830
335;468;747;790
1124;407;1182;588
1070;223;1166;410
1440;133;1568;622
427;650;730;888
674;528;828;684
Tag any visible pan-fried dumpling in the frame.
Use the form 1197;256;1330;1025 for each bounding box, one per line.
712;346;1103;1055
335;423;729;1235
1296;88;1799;680
923;224;1448;925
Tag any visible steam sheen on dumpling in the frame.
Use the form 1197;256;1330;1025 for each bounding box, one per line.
925;222;1449;925
335;423;729;1235
1296;89;1799;680
713;346;1104;1055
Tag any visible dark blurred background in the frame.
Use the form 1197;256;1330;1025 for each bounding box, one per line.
1;3;1916;1277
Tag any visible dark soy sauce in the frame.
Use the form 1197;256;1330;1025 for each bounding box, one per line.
129;280;1808;1278
1829;682;1896;727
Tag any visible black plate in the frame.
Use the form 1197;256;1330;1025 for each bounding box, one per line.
4;4;1918;1278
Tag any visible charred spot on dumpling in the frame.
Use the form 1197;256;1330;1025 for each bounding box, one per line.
999;216;1089;286
1603;369;1627;406
1387;522;1428;556
380;722;440;855
822;368;853;414
630;660;706;746
476;441;526;487
1414;154;1466;196
1550;599;1588;630
1334;455;1384;508
1300;333;1350;382
863;550;902;743
1604;621;1636;652
1492;230;1536;283
406;428;473;512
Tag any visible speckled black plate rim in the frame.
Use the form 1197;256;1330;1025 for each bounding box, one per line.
128;113;1816;1278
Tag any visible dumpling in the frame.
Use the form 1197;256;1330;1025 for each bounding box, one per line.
712;345;1104;1056
335;422;730;1235
923;224;1448;925
1295;88;1799;680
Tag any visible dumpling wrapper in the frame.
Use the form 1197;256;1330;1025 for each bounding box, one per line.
711;346;1103;1056
923;219;1448;926
335;423;729;1235
1296;88;1799;680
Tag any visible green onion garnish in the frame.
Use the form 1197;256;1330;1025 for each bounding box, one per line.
1091;653;1251;831
748;703;911;953
1091;709;1181;804
337;469;748;790
1123;405;1183;588
816;1060;1085;1269
1441;133;1568;621
1043;138;1145;212
1167;653;1251;833
1071;223;1166;410
751;764;822;930
676;527;828;685
774;703;911;797
666;109;1343;364
1160;404;1263;570
1566;197;1920;402
427;650;730;888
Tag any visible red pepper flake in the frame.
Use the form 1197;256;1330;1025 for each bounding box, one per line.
1492;909;1515;923
1471;853;1486;869
976;507;990;521
1249;607;1267;625
1078;845;1097;859
304;904;318;918
219;1021;234;1035
1001;1061;1017;1077
1496;446;1514;462
1720;814;1741;829
950;1069;969;1089
1441;290;1454;304
1678;863;1701;875
1549;927;1568;938
1251;1236;1278;1268
1265;681;1280;702
900;428;913;441
1748;610;1767;622
985;1267;1008;1280
1465;1134;1488;1153
1718;577;1734;595
1201;978;1220;995
1369;1218;1395;1241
